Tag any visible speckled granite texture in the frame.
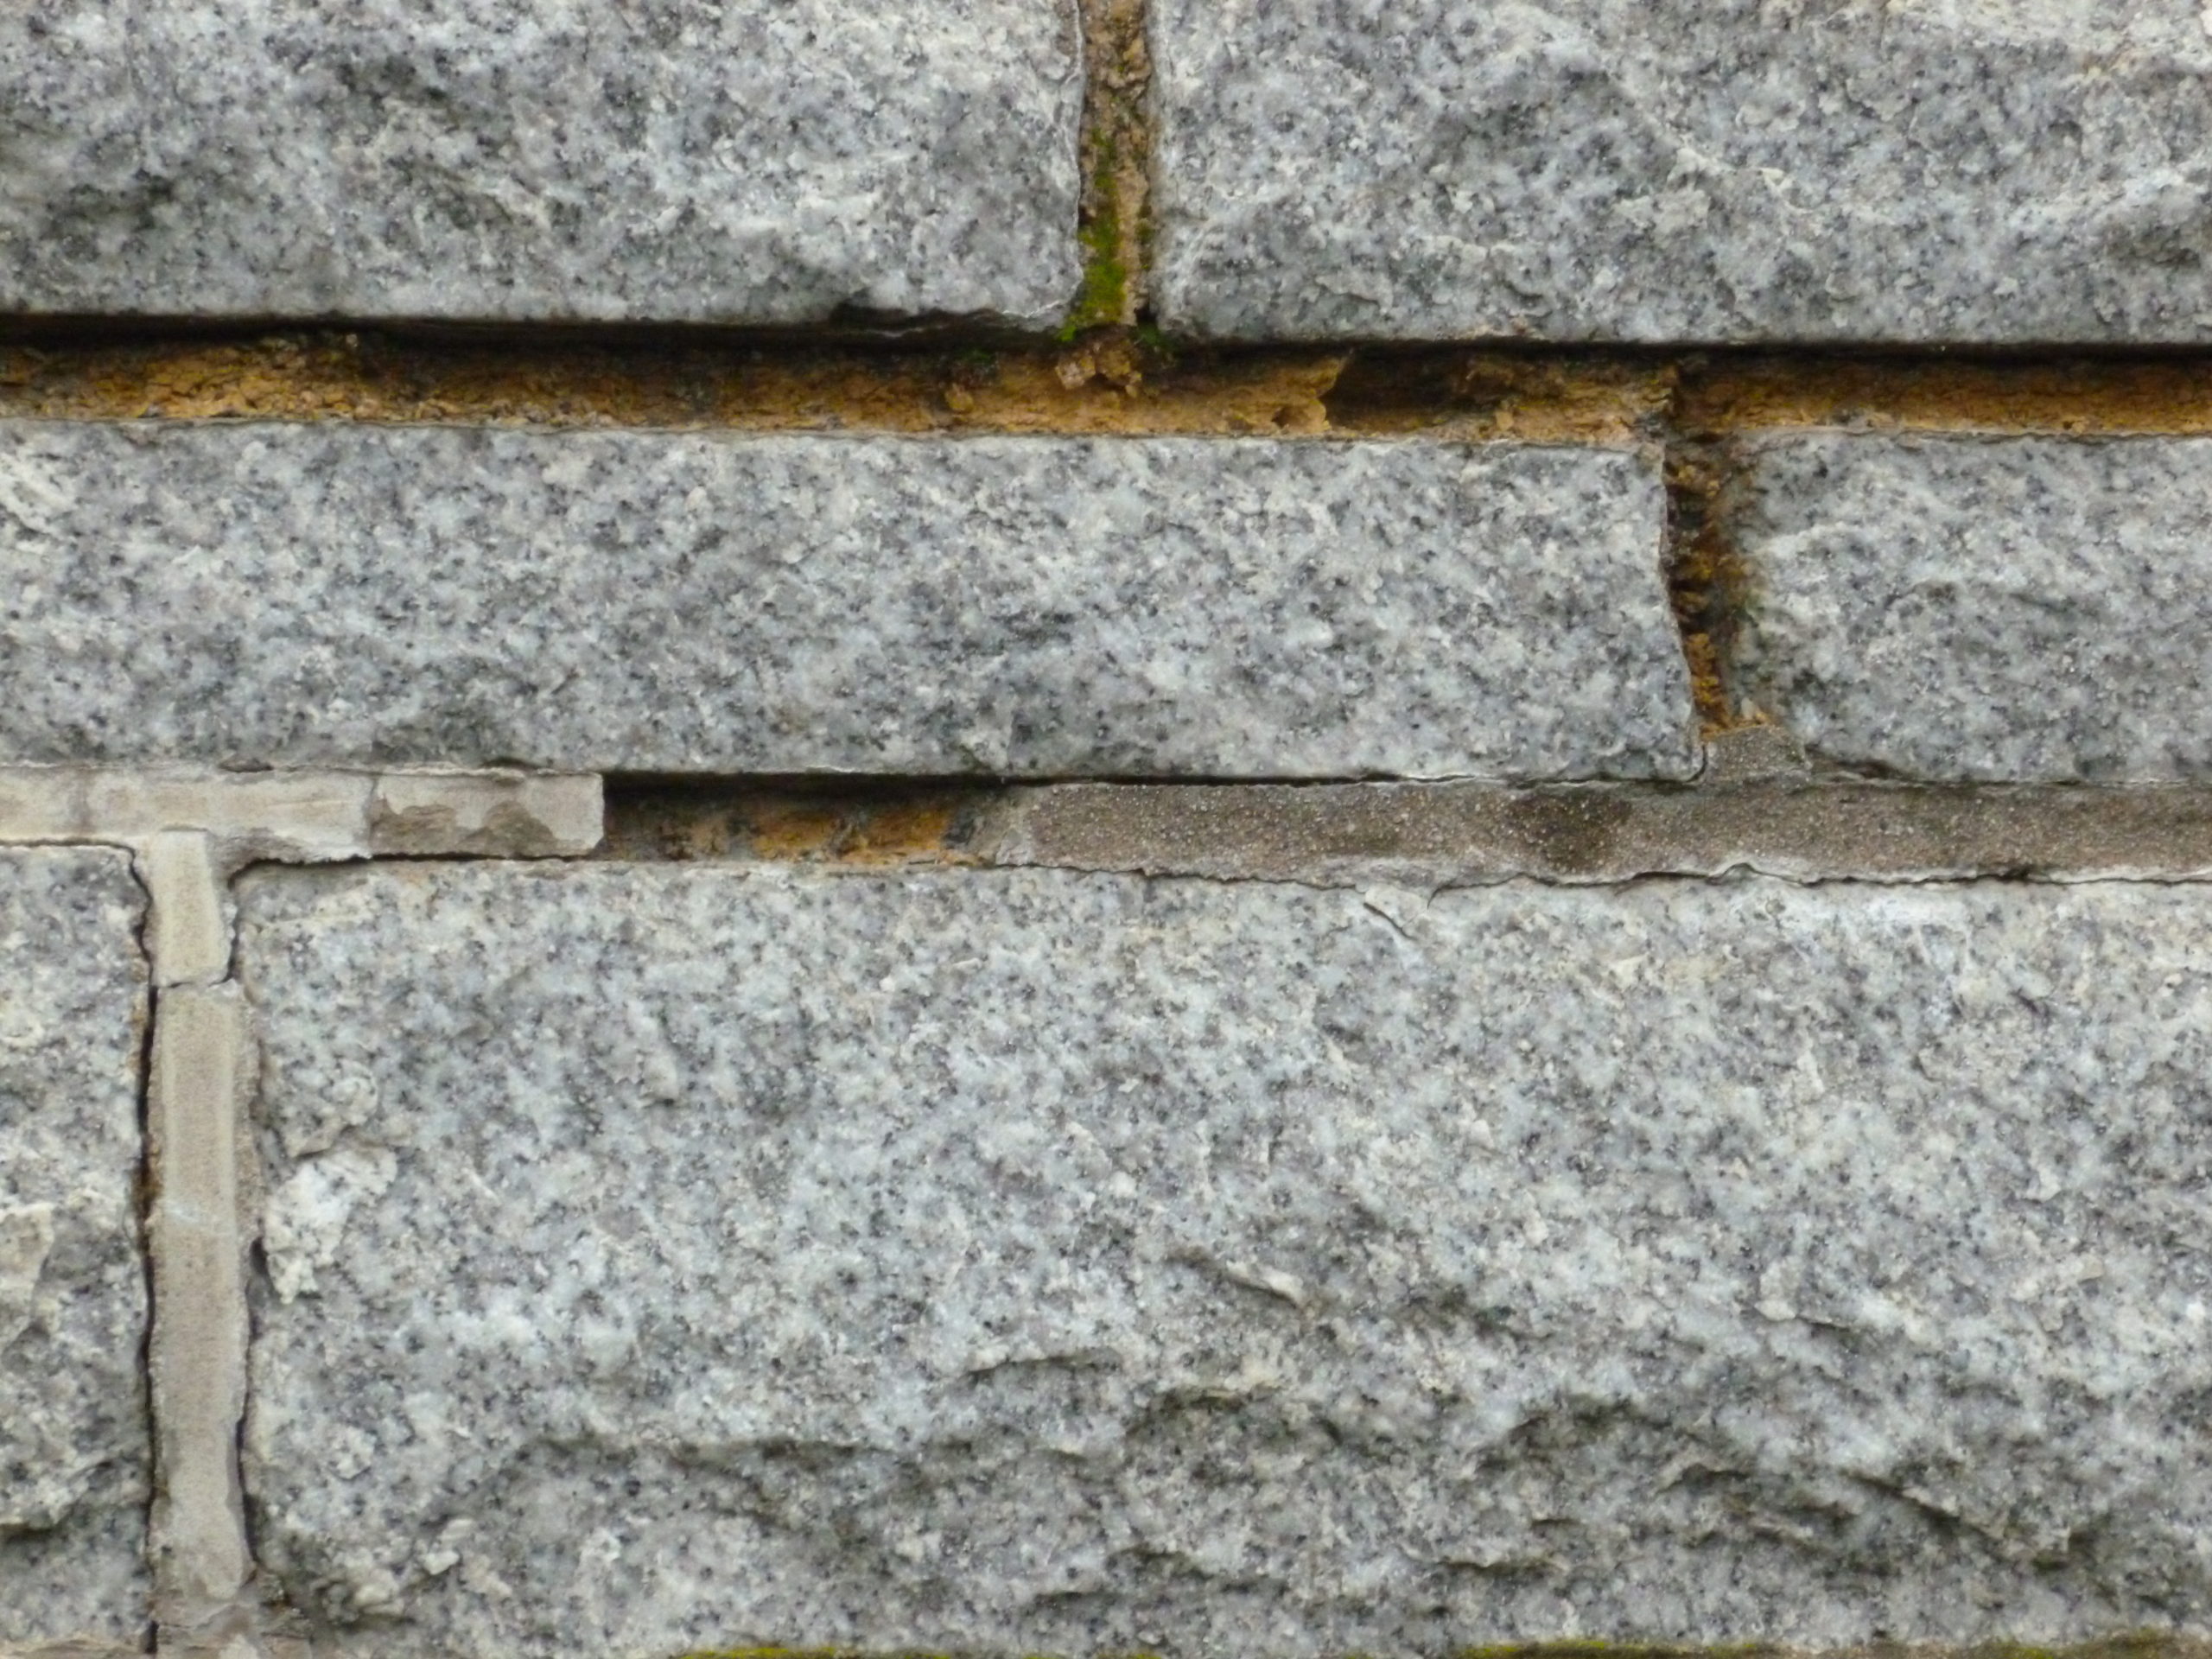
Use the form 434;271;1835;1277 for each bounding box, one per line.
0;849;149;1647
1730;433;2212;781
0;0;1078;325
0;421;1693;780
240;863;2212;1656
1152;0;2212;342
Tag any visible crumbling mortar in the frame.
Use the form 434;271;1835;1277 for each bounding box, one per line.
1661;430;1757;734
17;334;2212;439
0;332;1357;437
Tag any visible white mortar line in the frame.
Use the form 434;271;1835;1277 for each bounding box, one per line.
146;975;255;1652
0;766;602;1656
140;832;232;989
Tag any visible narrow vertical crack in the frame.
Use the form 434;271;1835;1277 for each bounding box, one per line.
124;851;164;1658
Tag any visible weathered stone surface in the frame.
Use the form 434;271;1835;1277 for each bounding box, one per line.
0;849;149;1645
1152;0;2212;342
0;0;1079;326
1730;433;2212;781
0;422;1692;780
242;863;2212;1656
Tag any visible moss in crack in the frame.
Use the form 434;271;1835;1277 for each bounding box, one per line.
1065;226;1131;340
0;329;1345;435
1063;140;1133;340
1069;0;1152;334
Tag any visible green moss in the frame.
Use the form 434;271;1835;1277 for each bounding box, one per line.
1060;140;1131;340
1060;219;1128;339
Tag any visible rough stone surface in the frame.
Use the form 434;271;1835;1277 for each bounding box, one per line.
1730;433;2212;781
0;421;1692;780
0;849;149;1645
242;863;2212;1656
0;0;1079;326
1152;0;2212;342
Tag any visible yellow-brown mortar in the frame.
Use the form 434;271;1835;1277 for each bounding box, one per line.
17;335;2212;441
1662;441;1750;734
1675;354;2212;437
0;331;1348;435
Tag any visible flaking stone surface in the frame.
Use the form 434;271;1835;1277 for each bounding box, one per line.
0;0;1079;326
1732;433;2212;781
1153;0;2212;342
0;849;150;1645
0;421;1692;780
243;863;2212;1656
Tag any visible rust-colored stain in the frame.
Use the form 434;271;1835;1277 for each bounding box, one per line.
1676;354;2212;437
1662;442;1756;735
599;785;997;867
0;331;1352;437
1325;351;1675;445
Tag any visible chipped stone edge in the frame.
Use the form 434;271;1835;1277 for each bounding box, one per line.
0;766;602;1657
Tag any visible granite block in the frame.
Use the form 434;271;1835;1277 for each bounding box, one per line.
1152;0;2212;342
0;0;1079;326
241;863;2212;1656
1730;433;2212;781
0;849;150;1646
0;421;1692;780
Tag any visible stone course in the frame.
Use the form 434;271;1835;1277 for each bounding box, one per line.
0;0;1081;326
9;0;2212;1647
240;862;2212;1656
0;422;1693;781
1152;0;2212;342
0;848;149;1649
1730;434;2212;781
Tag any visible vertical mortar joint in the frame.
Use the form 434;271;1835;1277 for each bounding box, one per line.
1659;398;1757;735
1068;0;1154;338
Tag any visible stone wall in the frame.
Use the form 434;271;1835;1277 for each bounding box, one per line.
5;3;2212;1656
